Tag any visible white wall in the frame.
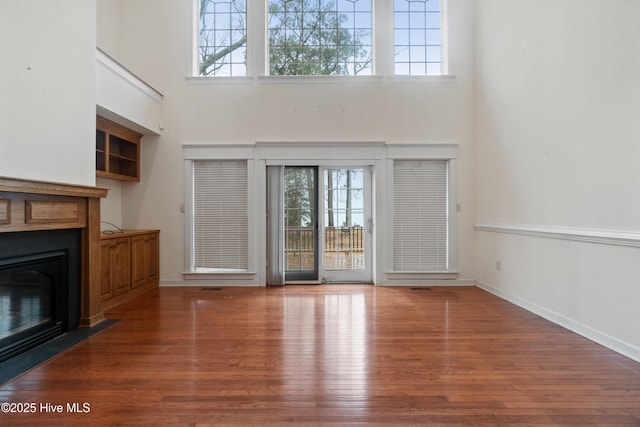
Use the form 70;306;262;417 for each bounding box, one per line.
97;177;123;230
475;0;640;360
0;0;96;186
96;0;122;57
96;0;164;229
98;0;477;285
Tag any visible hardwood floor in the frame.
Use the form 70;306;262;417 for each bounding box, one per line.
1;285;639;425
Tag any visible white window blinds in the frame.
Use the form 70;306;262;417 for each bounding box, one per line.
393;159;448;271
193;160;248;270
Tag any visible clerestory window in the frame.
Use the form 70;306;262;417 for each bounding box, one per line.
268;0;373;75
394;0;443;75
195;0;446;77
198;0;247;76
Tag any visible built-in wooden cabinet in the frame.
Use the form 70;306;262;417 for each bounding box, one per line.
96;115;142;181
101;230;159;311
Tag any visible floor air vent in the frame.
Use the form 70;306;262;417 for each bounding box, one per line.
411;287;432;291
201;287;222;291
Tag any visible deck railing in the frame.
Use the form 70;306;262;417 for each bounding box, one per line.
285;227;364;252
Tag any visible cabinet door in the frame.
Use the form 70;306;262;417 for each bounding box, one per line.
112;237;131;295
100;240;113;300
131;235;146;288
132;232;159;288
146;233;159;282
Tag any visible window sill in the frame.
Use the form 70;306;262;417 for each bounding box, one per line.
258;75;384;84
387;74;457;84
385;271;459;280
183;270;256;280
185;76;254;85
185;74;456;85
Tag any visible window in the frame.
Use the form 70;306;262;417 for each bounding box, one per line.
198;0;247;76
394;0;443;75
192;160;248;270
393;159;448;271
195;0;448;77
267;0;372;75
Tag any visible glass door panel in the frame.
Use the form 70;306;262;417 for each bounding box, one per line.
322;168;371;282
284;167;318;281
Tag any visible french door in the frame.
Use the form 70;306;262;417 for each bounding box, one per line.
272;166;372;284
321;167;371;283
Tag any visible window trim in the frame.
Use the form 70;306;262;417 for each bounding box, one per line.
183;144;258;280
384;143;457;279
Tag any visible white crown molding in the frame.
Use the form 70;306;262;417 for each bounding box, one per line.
475;223;640;249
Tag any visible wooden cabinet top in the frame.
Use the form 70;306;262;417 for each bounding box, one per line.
96;116;143;142
100;229;159;240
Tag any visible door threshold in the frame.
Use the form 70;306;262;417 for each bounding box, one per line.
284;280;322;285
284;281;374;285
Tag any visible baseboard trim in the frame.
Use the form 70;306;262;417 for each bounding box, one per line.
160;279;260;287
380;278;475;287
160;279;477;287
475;223;640;248
475;280;640;363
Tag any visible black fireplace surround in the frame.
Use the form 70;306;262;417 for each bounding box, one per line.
0;229;81;363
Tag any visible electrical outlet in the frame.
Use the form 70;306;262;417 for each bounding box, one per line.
496;261;502;271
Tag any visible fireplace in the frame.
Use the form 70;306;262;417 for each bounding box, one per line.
0;229;81;363
0;176;108;363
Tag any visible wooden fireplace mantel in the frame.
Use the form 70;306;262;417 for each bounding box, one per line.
0;176;109;327
0;176;109;198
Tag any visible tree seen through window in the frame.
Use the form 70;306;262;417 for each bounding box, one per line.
199;0;247;76
268;0;372;75
198;0;372;76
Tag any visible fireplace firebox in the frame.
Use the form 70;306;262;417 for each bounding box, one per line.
0;229;81;363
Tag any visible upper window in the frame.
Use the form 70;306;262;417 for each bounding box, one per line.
195;0;446;77
198;0;247;76
268;0;372;75
394;0;443;75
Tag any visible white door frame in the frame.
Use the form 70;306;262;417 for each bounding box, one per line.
266;163;375;284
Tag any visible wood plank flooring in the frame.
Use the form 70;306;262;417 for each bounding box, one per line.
1;285;639;425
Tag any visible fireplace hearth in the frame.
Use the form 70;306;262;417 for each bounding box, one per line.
0;229;81;363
